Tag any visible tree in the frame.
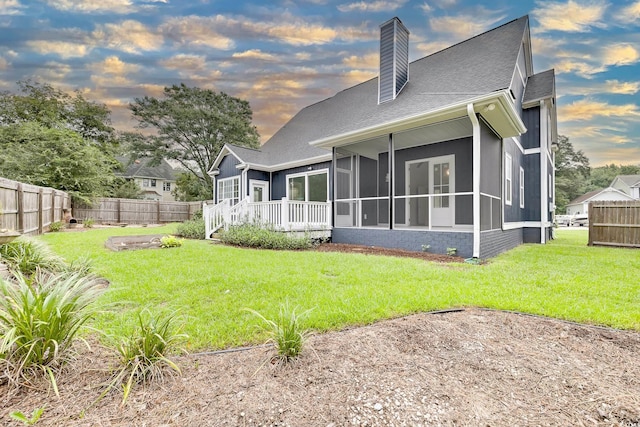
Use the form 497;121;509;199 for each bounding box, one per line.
588;164;640;190
172;172;210;201
0;80;116;152
554;135;591;213
110;177;143;199
128;84;260;195
0;122;115;203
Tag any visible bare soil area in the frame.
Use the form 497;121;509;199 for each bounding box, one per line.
316;243;465;263
2;309;639;426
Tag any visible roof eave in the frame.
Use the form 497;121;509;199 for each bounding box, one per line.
309;90;526;149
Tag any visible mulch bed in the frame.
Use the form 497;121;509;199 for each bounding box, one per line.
1;309;638;426
316;243;465;263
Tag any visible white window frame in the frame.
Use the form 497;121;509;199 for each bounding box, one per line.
505;153;513;206
286;169;329;202
249;179;269;202
519;167;525;209
217;176;240;204
163;182;171;192
142;179;150;188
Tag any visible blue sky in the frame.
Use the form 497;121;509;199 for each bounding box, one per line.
1;0;638;167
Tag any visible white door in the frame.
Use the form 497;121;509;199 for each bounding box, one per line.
430;155;455;227
249;180;269;202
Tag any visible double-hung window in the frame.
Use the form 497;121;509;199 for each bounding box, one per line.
505;153;513;206
217;176;240;205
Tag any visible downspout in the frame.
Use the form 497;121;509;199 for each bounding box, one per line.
539;101;548;244
467;104;481;259
241;164;250;202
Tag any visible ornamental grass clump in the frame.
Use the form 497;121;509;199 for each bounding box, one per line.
0;237;66;277
114;309;186;404
0;270;104;392
246;302;313;364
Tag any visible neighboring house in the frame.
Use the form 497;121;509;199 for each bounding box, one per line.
116;157;177;201
566;187;635;216
205;15;557;259
610;175;640;199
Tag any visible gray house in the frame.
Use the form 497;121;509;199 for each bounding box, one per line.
117;156;177;201
205;15;557;259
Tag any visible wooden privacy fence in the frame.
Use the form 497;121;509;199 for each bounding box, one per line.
0;177;71;236
588;200;640;248
73;198;203;225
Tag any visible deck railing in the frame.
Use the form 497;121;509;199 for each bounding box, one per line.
204;197;331;238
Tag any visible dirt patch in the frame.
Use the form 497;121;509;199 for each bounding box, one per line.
316;243;466;263
2;309;639;426
105;234;165;251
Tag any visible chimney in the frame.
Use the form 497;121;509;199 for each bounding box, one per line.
378;17;409;104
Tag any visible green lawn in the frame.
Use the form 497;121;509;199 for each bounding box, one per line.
40;226;640;351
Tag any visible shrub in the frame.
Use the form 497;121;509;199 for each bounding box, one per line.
83;218;95;228
160;235;183;248
0;237;66;276
176;218;205;240
115;310;186;404
245;302;313;364
220;223;313;250
0;271;104;391
48;221;63;232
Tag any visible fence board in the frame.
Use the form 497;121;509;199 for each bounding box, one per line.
0;177;70;236
73;198;205;225
588;201;640;248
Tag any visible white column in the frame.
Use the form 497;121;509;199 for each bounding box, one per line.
467;104;481;259
281;197;289;230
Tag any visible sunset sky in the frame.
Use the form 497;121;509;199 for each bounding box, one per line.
1;0;638;166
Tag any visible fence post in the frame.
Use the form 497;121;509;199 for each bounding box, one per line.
157;200;161;224
281;197;289;230
17;184;24;233
116;199;121;223
51;190;56;224
38;188;44;234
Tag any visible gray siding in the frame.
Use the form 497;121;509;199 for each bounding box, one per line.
523;153;541;221
379;21;395;103
271;161;332;200
332;228;474;258
395;23;409;95
480;118;501;196
521;107;540;149
523;227;540;243
480;228;523;258
393;137;473;225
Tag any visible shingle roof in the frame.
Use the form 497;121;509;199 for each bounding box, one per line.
614;175;640;187
523;69;555;105
116;156;177;181
226;15;529;168
568;189;605;205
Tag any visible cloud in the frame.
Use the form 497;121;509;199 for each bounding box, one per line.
562;80;640;96
415;40;453;56
160;16;235;50
42;0;135;14
559;99;640;121
429;9;506;38
26;40;90;58
232;49;277;61
89;56;140;75
0;0;23;15
532;0;607;32
342;52;378;69
337;0;407;12
159;54;207;71
342;69;377;85
603;43;640;67
0;56;9;70
618;1;640;24
92;20;163;54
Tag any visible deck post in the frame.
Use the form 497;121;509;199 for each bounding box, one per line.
326;200;332;228
281;197;289;230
